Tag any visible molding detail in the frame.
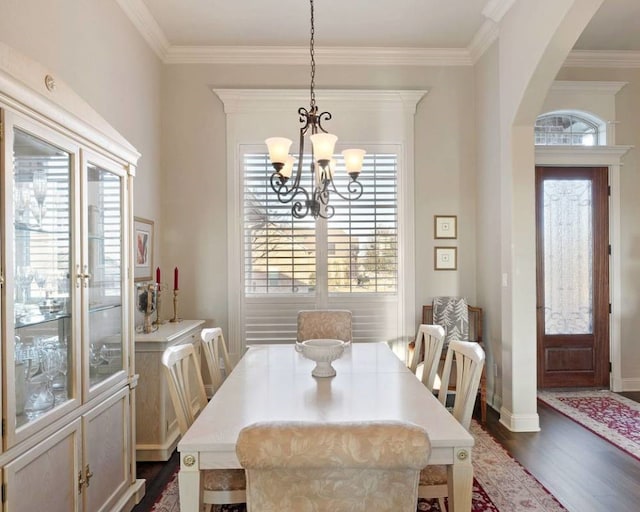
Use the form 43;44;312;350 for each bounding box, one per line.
115;0;170;60
212;89;428;115
167;46;472;66
549;80;628;95
468;19;499;64
535;145;632;165
482;0;517;23
565;50;640;68
498;407;540;432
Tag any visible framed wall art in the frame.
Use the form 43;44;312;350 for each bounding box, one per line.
134;217;154;282
434;215;457;239
434;246;457;271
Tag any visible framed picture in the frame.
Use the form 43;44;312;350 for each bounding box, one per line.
434;246;457;271
434;215;457;239
134;217;154;282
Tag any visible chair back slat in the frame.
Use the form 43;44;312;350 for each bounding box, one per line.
161;343;208;435
201;327;228;393
438;340;485;430
409;324;445;392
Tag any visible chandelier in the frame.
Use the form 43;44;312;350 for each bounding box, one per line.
265;0;365;220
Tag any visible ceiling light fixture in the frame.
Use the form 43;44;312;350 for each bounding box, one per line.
265;0;365;219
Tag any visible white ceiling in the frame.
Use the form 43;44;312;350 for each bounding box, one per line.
119;0;640;62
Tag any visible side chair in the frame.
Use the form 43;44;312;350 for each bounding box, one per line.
297;309;353;343
418;340;485;509
201;327;234;394
408;324;445;392
422;300;487;423
237;420;431;512
161;344;246;508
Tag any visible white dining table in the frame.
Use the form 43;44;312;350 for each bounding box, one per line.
177;342;474;512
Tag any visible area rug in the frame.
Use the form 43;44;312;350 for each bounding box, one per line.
538;389;640;462
150;420;566;512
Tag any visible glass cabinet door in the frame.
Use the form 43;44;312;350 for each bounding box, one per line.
10;127;75;435
84;156;126;394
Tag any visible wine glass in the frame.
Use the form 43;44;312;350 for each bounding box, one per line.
15;266;34;303
14;183;31;225
32;169;48;226
40;345;61;402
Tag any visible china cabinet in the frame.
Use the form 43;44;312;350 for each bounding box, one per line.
135;319;205;461
0;43;144;511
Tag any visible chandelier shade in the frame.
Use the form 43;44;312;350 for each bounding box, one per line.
264;0;365;219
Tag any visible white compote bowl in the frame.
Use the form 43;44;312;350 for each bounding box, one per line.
300;338;345;377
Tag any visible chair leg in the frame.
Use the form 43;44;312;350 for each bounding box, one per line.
438;497;447;511
480;367;487;423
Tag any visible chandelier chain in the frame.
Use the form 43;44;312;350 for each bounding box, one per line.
309;0;316;110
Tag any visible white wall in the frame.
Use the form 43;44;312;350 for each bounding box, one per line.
160;64;477;339
0;0;164;272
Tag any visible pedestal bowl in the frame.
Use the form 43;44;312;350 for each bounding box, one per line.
300;338;345;377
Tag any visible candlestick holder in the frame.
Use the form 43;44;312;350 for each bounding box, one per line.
154;285;166;326
170;289;181;323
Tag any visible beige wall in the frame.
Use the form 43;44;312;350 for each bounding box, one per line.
160;64;477;338
0;0;164;270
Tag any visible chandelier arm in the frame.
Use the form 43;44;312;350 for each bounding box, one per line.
269;172;312;207
316;111;332;133
325;176;364;202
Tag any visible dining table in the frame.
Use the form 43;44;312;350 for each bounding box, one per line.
177;342;474;512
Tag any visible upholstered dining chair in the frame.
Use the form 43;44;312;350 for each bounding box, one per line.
297;309;353;344
201;327;234;395
161;344;246;508
236;420;431;512
422;298;487;423
408;324;445;392
418;340;485;510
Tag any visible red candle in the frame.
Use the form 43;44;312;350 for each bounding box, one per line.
174;267;179;290
156;267;161;291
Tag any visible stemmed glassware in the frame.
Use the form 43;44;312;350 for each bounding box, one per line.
15;266;34;303
32;169;48;226
14;182;31;225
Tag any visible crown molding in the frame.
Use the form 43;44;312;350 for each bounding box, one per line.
482;0;517;23
468;19;499;63
535;145;633;166
166;46;471;66
564;50;640;68
115;0;170;60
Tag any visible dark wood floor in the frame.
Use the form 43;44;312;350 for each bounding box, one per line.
484;391;640;512
133;392;640;512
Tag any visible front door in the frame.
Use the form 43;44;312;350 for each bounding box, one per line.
535;166;610;388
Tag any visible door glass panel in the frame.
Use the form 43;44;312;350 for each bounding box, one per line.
87;164;124;387
13;129;73;428
543;179;593;335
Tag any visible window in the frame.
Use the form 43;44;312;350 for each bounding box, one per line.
242;148;399;343
535;111;605;146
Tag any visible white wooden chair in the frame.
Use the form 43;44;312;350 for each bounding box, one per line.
418;340;485;509
408;324;445;392
200;327;234;394
297;309;353;344
237;421;431;512
161;344;246;508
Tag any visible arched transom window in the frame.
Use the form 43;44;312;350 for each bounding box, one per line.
535;111;606;146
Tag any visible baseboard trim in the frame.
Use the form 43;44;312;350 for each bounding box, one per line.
499;406;540;432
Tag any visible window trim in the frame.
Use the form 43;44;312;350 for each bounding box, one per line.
215;88;426;355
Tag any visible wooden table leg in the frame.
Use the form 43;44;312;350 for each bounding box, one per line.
447;447;473;512
178;452;202;512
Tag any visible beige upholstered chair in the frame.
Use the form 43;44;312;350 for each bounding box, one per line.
237;421;431;512
408;324;445;392
418;340;485;510
161;344;246;507
297;309;353;343
201;327;234;394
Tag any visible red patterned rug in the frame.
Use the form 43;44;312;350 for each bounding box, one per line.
538;389;640;462
150;421;566;512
